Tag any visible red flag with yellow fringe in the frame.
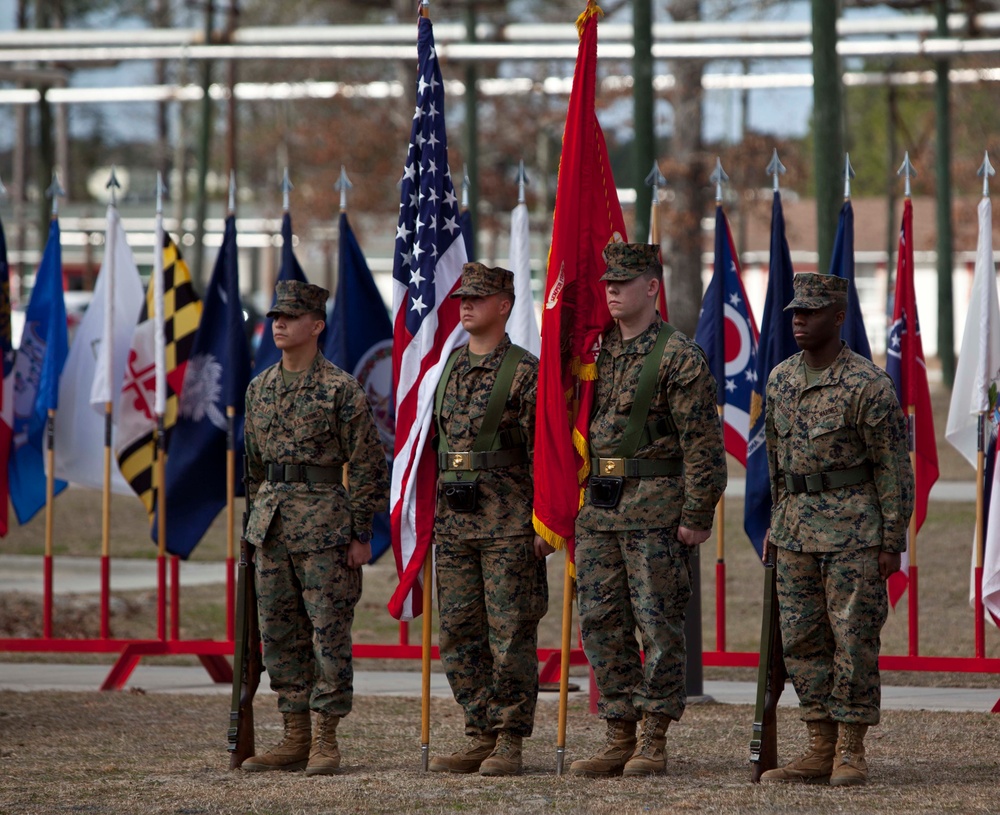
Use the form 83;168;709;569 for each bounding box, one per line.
532;1;627;566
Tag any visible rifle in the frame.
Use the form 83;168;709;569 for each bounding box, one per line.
749;542;787;782
228;455;263;769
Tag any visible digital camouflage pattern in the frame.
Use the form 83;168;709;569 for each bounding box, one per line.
244;352;388;717
765;343;913;728
783;271;848;312
244;352;390;551
574;527;692;722
775;546;886;725
450;262;515;298
600;242;662;281
765;344;914;554
434;335;547;737
433;335;538;540
435;532;547;736
267;279;329;318
254;513;361;716
575;316;725;724
577;316;727;533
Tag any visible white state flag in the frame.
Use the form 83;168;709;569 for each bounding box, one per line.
54;205;144;492
945;197;1000;466
508;201;540;356
945;196;1000;619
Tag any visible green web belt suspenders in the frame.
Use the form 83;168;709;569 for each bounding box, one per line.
589;322;682;508
591;322;683;477
434;345;527;511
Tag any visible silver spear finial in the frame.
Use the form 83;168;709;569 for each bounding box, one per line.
897;151;917;199
46;170;64;217
766;148;786;194
156;172;165;215
710;157;729;205
461;163;470;211
645;160;666;206
106;166;121;207
843;153;856;200
334;166;353;213
978;150;995;198
228;170;237;214
281;167;293;213
0;172;7;199
516;160;529;205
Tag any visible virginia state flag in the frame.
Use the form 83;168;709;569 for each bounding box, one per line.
532;2;627;560
829;201;872;360
744;191;798;556
9;219;68;524
253;212;310;378
694;205;759;466
326;212;394;562
0;211;14;535
886;198;939;608
156;216;251;557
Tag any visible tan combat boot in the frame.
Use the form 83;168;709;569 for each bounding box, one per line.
759;720;838;783
479;731;523;776
622;714;670;777
428;732;498;773
241;711;311;772
569;719;637;778
305;712;341;776
829;723;869;787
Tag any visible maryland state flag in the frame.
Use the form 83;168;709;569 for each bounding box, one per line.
532;1;627;562
115;235;202;521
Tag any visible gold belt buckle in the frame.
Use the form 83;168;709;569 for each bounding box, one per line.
449;452;472;471
599;457;625;477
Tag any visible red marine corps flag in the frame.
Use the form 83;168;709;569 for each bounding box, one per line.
532;0;627;565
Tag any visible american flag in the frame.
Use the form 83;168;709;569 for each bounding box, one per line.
388;13;468;621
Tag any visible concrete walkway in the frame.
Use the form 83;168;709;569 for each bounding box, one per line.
0;662;995;713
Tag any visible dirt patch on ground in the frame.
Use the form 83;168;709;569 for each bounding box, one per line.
1;690;997;815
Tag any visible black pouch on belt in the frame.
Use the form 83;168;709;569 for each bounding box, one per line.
589;475;624;509
443;480;478;513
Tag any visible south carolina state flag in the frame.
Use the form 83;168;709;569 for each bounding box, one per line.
532;1;627;560
695;205;759;466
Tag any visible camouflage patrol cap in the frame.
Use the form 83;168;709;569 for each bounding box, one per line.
600;242;662;281
267;280;329;318
450;262;515;298
783;273;849;311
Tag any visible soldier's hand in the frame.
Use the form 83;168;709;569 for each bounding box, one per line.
878;550;901;581
533;534;556;559
347;539;371;569
677;526;711;547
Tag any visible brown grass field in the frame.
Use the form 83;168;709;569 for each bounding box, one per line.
0;375;998;813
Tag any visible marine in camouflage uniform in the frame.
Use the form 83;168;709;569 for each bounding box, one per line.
241;280;389;776
571;243;727;779
761;272;913;787
429;263;550;777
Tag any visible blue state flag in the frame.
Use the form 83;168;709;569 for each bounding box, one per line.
694;205;758;467
9;219;68;524
156;216;252;557
829;200;872;360
252;212;311;378
743;192;799;555
326;212;394;562
459;208;475;262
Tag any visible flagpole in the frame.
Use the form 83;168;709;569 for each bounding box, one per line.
224;171;238;644
897;153;920;657
42;172;63;640
555;558;573;775
154;175;168;643
417;1;434;771
100;168;121;640
709;158;729;653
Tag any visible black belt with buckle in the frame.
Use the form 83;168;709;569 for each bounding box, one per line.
589;456;683;478
783;463;873;494
265;463;342;483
